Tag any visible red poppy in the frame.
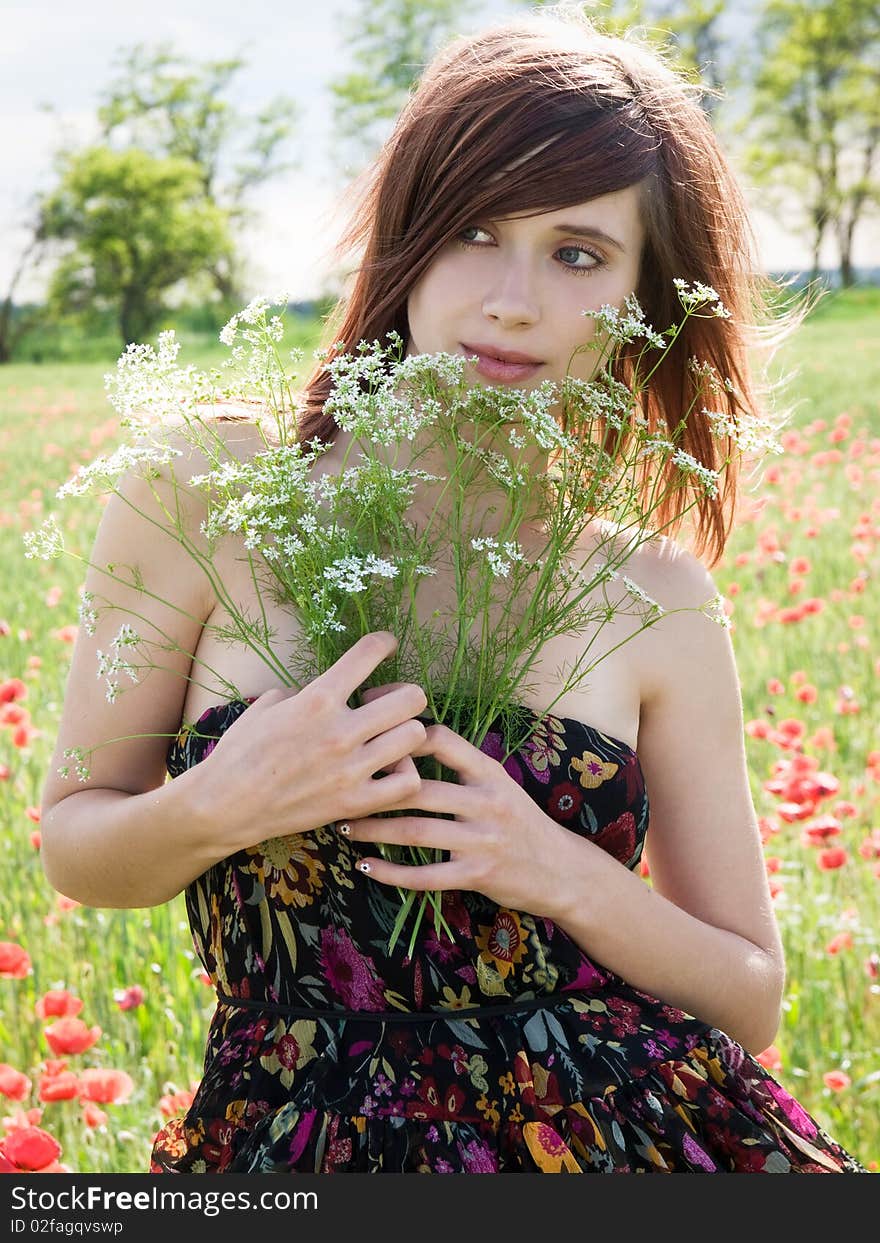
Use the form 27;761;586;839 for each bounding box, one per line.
1;1125;61;1171
113;984;145;1011
755;1044;782;1072
0;1063;32;1102
800;816;842;846
158;1086;197;1118
39;1068;80;1103
0;678;26;704
0;942;31;978
817;846;848;871
44;1017;101;1056
35;989;84;1020
79;1068;134;1105
81;1101;108;1128
2;1107;43;1132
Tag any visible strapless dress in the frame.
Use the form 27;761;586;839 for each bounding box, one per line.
149;696;867;1173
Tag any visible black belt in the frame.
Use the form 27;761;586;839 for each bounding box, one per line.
214;989;581;1022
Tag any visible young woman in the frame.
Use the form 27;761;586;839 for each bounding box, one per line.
40;8;867;1173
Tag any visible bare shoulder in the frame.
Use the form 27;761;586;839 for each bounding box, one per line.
621;532;726;710
40;409;278;815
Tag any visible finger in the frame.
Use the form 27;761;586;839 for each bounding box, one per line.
360;681;409;705
326;631;400;704
409;722;488;784
354;855;466;891
369;776;470;816
344;815;466;851
362;719;427;775
368;753;422;805
370;747;418;780
354;685;427;743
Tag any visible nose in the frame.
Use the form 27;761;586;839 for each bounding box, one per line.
481;259;541;328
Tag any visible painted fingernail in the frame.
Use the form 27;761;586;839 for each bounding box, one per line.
337;821;351;836
358;860;371;874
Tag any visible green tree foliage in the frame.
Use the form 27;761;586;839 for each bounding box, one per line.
517;1;730;115
97;44;299;301
329;0;466;173
745;0;880;286
329;1;736;182
39;147;233;345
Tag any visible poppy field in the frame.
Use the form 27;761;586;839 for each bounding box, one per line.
0;293;878;1173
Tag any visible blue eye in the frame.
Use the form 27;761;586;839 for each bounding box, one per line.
456;226;605;276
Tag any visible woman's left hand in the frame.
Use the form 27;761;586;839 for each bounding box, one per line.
338;720;569;918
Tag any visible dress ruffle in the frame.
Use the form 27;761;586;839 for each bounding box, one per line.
149;995;865;1174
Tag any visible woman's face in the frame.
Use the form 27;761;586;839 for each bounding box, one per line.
405;185;645;392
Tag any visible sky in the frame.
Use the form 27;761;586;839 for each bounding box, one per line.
2;0;876;304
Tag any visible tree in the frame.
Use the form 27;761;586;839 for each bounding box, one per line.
97;45;299;303
39;147;233;345
329;0;467;174
0;210;47;364
514;0;732;116
329;0;738;180
745;0;880;286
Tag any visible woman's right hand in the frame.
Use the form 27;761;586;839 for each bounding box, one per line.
195;631;428;851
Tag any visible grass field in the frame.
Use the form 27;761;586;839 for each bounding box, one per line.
0;289;878;1172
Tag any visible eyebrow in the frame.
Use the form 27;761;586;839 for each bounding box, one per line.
551;224;627;254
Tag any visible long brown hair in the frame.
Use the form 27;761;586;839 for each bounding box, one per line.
295;5;791;568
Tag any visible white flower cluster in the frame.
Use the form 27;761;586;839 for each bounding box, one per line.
688;357;728;396
58;745;90;783
78;589;98;636
470;536;526;579
702;590;732;630
23;513;64;561
322;334;450;446
56;441;183;499
219;297;284;347
458;440;528;489
701;408;784;457
669;448;722;498
104;331;218;433
582;294;667;349
194;443;319;549
322;554;401;594
516;381;578;452
559;373;637;434
588;559;620;583
673;278;732;319
621;574;665;615
96;623;142;703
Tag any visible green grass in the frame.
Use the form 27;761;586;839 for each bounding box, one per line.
0;293;877;1172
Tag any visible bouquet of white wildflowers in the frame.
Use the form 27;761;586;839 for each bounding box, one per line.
24;284;782;956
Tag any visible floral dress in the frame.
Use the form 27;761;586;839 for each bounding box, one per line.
149;697;868;1174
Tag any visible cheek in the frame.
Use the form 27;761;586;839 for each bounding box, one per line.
408;264;468;343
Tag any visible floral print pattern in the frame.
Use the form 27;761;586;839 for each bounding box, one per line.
149;697;867;1174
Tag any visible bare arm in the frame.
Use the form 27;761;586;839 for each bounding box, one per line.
39;423;229;906
41;769;225;909
40;419;430;908
551;546;786;1055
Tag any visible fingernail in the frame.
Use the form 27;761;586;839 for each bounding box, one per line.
337;821;351;836
358;860;371;874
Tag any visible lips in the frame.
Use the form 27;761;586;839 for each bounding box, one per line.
461;347;543;386
461;342;544;365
